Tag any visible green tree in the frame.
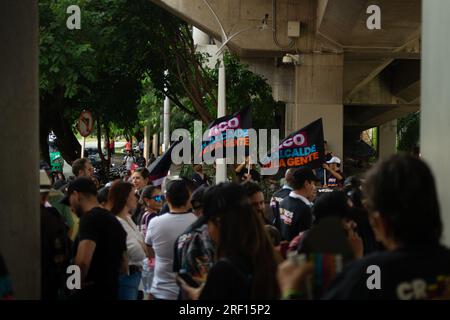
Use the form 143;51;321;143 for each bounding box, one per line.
397;112;420;152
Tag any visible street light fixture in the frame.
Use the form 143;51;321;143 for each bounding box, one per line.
201;0;268;183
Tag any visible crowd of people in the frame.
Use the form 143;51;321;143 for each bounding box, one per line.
18;149;450;300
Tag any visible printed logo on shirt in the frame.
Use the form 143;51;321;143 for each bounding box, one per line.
396;274;450;300
178;233;194;249
280;208;294;226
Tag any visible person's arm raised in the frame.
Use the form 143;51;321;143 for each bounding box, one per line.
322;164;343;180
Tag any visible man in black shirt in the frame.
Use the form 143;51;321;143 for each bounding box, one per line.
270;168;295;229
279;168;319;241
278;155;450;300
40;169;71;300
61;177;127;299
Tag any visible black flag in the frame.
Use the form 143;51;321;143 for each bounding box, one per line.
200;107;252;159
262;118;325;175
147;140;180;186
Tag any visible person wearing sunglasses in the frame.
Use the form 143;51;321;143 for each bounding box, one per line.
140;186;165;238
139;185;165;300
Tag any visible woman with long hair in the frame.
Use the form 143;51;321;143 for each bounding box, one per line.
108;181;148;300
131;167;150;225
131;168;150;192
178;183;280;300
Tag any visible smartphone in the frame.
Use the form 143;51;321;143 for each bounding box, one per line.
178;272;200;288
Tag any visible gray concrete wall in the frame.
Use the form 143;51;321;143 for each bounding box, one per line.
287;54;344;160
378;120;397;160
0;1;40;298
421;0;450;246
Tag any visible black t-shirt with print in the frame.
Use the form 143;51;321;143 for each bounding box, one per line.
72;207;127;299
270;187;292;229
279;196;313;241
326;171;345;188
323;244;450;300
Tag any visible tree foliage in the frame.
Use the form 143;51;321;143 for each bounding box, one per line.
39;0;281;168
397;112;420;152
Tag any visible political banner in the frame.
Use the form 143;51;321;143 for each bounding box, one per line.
262;118;325;174
200;107;252;159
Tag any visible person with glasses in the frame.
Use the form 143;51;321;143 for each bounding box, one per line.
138;185;165;300
140;186;165;238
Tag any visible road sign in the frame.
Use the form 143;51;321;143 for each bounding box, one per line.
77;111;94;137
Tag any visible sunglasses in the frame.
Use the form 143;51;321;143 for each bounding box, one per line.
151;195;165;202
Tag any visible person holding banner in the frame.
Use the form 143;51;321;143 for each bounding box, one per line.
279;169;320;242
235;157;261;183
323;156;345;189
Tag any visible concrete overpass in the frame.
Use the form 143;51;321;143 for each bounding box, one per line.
151;0;421;160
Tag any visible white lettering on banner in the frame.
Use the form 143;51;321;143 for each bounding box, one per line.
366;265;381;290
281;132;307;148
209;116;240;137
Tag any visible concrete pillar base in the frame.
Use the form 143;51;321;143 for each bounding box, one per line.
378;120;397;160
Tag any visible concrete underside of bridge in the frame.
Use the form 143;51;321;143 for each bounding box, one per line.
151;0;421;161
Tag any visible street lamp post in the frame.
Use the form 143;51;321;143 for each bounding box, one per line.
201;0;268;184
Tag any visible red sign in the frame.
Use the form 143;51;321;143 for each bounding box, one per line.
77;111;94;137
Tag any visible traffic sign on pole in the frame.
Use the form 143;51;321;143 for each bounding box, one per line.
77;110;94;137
77;111;94;158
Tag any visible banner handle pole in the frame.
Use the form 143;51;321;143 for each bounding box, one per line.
82;136;86;158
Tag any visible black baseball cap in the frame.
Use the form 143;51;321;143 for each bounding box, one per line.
292;168;320;185
60;177;98;206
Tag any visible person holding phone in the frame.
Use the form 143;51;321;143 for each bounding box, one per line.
177;183;280;300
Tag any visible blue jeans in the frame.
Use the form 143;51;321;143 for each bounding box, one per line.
118;271;142;300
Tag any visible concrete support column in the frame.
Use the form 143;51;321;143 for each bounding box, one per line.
163;96;170;152
216;54;227;183
422;0;450;246
152;133;159;156
287;54;344;160
193;27;210;45
144;124;151;162
378;120;397;160
0;1;40;298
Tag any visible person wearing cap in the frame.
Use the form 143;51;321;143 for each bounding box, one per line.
61;177;127;299
173;185;215;298
278;168;319;242
323;156;345;188
40;170;71;299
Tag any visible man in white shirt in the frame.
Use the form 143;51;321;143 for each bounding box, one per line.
145;179;196;300
123;150;136;171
